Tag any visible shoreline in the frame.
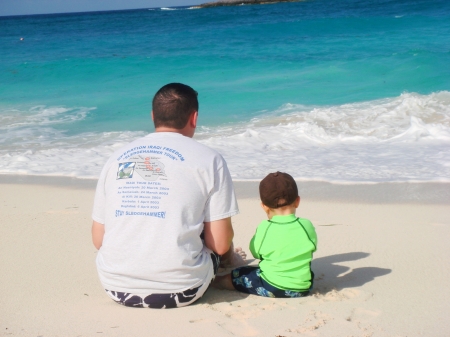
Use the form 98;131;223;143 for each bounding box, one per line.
1;173;449;204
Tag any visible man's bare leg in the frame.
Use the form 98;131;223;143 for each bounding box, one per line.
213;274;235;290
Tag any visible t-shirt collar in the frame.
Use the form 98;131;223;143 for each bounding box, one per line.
147;131;186;138
270;214;297;223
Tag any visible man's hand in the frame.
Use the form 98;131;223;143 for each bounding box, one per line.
203;217;234;255
92;220;105;250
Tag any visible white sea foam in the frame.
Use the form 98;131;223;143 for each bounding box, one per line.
197;92;450;142
0;105;93;129
0;106;144;178
198;92;450;182
0;92;449;182
160;7;177;10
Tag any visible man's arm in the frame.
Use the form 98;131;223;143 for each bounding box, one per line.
203;217;234;255
92;220;105;250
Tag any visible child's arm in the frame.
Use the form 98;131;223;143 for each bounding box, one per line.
249;234;260;259
249;222;268;259
300;218;318;252
311;226;318;252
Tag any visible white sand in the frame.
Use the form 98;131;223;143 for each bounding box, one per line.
1;179;449;336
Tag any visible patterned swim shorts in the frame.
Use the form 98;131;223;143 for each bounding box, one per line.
105;252;220;309
231;266;313;298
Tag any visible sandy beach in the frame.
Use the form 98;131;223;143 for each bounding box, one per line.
2;1;450;336
1;177;449;337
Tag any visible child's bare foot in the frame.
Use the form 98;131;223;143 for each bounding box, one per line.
233;246;247;264
221;246;247;268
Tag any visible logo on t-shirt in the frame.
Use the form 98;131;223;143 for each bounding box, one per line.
117;162;136;179
117;155;166;181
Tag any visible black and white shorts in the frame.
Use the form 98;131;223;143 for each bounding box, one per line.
105;251;220;309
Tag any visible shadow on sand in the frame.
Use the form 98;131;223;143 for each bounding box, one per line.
311;252;391;294
199;287;250;305
199;252;391;303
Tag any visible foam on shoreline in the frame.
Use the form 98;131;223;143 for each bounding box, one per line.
2;92;449;183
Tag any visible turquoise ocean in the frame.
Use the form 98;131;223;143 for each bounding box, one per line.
1;0;449;182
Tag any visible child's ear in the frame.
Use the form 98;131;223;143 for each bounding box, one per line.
294;196;300;208
260;202;270;213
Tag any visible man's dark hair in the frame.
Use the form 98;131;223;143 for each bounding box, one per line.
152;83;199;129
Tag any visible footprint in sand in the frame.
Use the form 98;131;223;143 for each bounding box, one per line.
207;299;297;337
286;310;334;334
312;288;361;301
346;308;382;336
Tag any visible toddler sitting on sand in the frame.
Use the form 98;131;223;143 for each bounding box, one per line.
215;171;317;298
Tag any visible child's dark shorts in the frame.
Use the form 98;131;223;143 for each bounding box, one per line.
231;266;313;298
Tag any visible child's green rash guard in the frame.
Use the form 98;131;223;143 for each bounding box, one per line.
249;214;318;291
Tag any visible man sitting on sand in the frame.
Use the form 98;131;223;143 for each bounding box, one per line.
91;83;245;308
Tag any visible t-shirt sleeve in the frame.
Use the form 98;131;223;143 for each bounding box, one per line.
203;156;239;222
91;162;109;224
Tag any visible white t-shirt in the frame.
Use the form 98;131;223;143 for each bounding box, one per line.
92;132;239;294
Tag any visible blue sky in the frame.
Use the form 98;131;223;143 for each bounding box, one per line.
0;0;205;16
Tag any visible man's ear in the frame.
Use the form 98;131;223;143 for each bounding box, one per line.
151;111;154;121
190;111;198;128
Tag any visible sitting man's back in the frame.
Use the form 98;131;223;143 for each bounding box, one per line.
91;83;239;308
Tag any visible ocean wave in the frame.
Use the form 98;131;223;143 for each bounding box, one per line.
0;106;94;129
197;91;450;143
0;129;145;179
0;92;449;182
197;92;450;182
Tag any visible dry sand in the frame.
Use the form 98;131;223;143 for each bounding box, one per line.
1;177;449;336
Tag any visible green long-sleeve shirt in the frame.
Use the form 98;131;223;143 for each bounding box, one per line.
250;214;317;291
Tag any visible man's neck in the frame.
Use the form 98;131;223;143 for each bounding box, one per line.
154;127;193;138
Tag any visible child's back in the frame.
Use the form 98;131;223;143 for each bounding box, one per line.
250;214;316;292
